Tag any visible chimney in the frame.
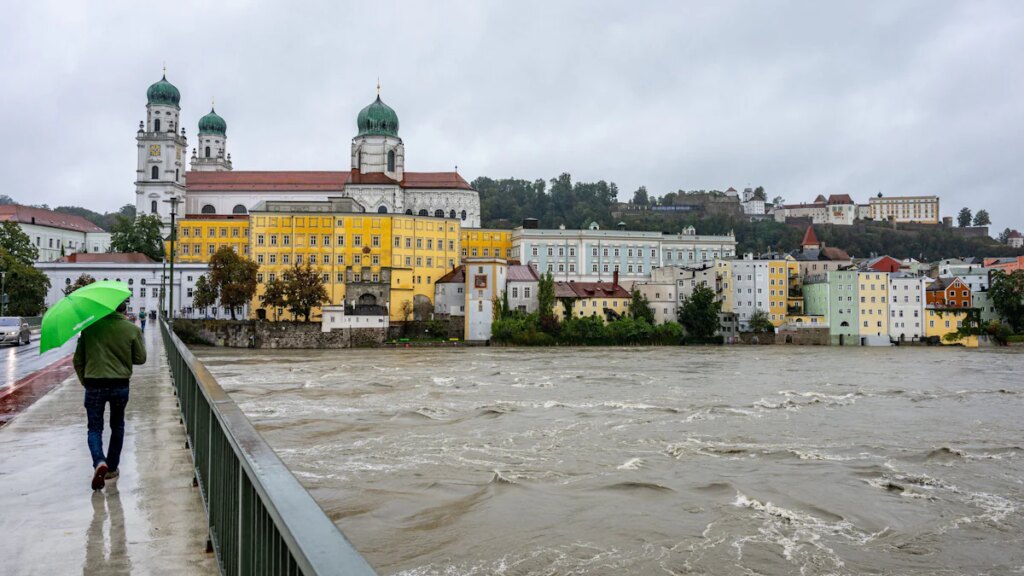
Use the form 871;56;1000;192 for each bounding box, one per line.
613;269;619;288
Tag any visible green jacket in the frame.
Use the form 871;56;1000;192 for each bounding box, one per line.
73;313;146;383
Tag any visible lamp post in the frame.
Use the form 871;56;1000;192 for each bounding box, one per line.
164;196;181;323
1;271;6;316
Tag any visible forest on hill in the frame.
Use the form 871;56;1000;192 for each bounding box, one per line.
471;174;1023;261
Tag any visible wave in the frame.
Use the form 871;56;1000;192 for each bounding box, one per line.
602;481;674;493
616;457;645;470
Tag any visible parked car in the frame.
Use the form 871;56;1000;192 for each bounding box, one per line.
0;317;31;346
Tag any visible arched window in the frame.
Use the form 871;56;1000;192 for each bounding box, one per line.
205;146;211;158
387;150;396;172
201;204;216;214
449;210;456;219
151;200;158;214
434;209;444;218
151;166;159;179
460;210;467;221
377;206;388;214
418;209;428;216
232;204;247;214
405;209;413;215
175;169;179;181
154;119;161;132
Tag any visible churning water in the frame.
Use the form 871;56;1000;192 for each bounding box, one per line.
196;346;1024;575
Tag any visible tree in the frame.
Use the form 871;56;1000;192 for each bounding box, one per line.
537;271;555;322
261;278;288;321
973;210;991;227
748;309;775;334
0;251;50;315
110;214;165;261
771;196;785;208
0;195;16;205
398;299;414;323
998;228;1013;244
989;270;1024;333
207;247;259;320
191;274;219;313
677;284;722;340
282;262;328;321
630;186;650;206
752;186;766;201
957;207;972;228
0;221;39;265
62;273;95;296
630;289;655;324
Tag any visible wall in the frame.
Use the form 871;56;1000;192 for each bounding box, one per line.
775;327;830;345
179;319;386;349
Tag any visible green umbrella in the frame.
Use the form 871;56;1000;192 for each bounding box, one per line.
39;281;131;354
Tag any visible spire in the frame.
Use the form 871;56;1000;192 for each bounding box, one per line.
162;61;166;77
376;77;381;96
802;225;820;249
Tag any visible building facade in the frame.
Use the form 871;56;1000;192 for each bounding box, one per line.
888;273;927;341
635;265;715;325
464;258;507;341
868;195;939;224
858;270;890;345
1;205;110;262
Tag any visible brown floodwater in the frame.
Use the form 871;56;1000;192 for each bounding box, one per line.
196;346;1024;575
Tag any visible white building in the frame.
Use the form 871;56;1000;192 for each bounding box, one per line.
510;222;736;286
775;194;857;225
36;253;247;319
868;195;939;224
634;265;715;324
506;263;540;314
131;74;481;228
1008;230;1023;248
434;266;466;317
724;259;772;331
464;258;507;342
1;205;111;262
888;273;927;341
740;187;765;216
320;305;389;332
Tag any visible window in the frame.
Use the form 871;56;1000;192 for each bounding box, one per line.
151;200;158;214
353;236;362;247
323;236;330;246
387;150;396;172
201;204;215;214
151;166;159;179
310;235;317;246
461;210;467;221
283;235;290;246
257;234;265;246
372;235;380;247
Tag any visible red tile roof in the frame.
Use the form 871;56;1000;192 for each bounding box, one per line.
185;170;474;192
507;264;540;282
801;226;819;247
555;281;631;299
827;194;855;205
60;252;156;264
436;266;465;284
0;205;105;233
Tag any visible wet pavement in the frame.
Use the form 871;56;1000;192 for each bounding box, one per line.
0;328;217;575
1;330;77;389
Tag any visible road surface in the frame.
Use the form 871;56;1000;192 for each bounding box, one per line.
0;332;76;389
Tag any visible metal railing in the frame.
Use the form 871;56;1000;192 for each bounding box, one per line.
160;319;377;576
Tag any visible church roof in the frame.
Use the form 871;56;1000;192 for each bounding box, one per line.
357;95;399;137
0;205;106;233
198;108;226;136
185;170;474;191
146;74;180;106
60;252;156;264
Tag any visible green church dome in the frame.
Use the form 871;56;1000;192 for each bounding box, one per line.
146;75;181;106
357;95;399;137
198;108;227;135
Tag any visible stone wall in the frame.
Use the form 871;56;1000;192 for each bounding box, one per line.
774;327;830;345
176;319;386;349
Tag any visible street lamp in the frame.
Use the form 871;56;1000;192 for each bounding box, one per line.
163;196;181;323
1;271;6;316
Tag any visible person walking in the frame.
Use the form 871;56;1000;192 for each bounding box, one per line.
73;300;146;490
139;314;146;332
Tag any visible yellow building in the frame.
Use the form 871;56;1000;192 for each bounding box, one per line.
868;195;940;224
460;229;513;261
248;199;461;321
171;215;251;263
925;308;967;342
552;281;632;322
858;271;889;339
768;258;801;326
716;259;734;314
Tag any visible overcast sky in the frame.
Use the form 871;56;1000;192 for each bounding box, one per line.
2;1;1022;233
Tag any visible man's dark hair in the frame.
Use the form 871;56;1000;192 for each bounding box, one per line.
116;300;128;314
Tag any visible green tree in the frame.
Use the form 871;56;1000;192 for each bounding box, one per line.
989;270;1024;333
998;228;1013;243
110;214;165;261
630;289;655;324
62;273;95;296
973;209;991;226
748;309;775;334
282;262;329;321
0;221;39;264
0;195;16;205
398;299;414;323
207;247;259;320
630;186;650;206
957;207;972;228
677;284;722;340
0;251;50;315
191;274;219;312
537;271;555;322
261;278;288;321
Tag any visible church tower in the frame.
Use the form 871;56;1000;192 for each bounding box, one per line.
190;105;233;172
351;87;404;181
134;72;187;227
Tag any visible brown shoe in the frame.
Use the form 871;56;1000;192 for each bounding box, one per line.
91;463;108;491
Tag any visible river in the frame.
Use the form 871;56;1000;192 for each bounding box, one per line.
196;346;1024;575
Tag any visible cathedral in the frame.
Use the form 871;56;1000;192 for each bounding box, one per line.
134;74;481;228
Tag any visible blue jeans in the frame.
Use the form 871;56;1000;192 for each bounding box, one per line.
84;387;130;471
